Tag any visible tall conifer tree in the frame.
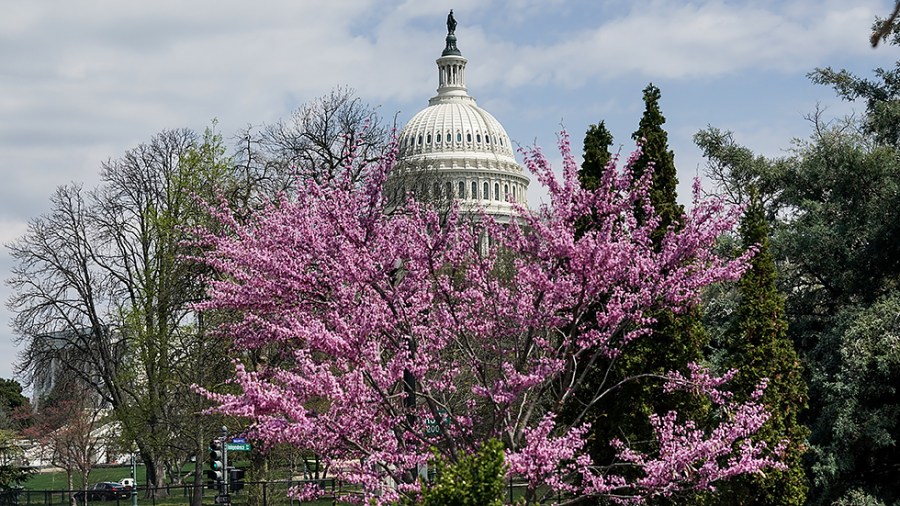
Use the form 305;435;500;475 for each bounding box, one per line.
631;83;683;241
713;191;808;506
615;84;707;468
579;121;614;191
562;87;708;500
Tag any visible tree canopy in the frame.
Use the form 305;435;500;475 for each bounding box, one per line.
696;37;900;500
196;131;781;504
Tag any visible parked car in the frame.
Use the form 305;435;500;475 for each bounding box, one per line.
118;478;134;491
74;482;130;501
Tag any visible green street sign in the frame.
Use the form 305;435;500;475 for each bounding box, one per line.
424;409;450;436
225;443;251;451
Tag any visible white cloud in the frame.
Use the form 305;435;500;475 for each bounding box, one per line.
465;0;882;89
0;0;893;380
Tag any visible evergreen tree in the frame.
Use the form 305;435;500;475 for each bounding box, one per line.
712;191;808;506
695;116;900;505
616;85;707;505
561;86;708;505
579;121;614;191
631;83;683;242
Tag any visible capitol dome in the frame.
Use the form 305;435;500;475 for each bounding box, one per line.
390;14;529;221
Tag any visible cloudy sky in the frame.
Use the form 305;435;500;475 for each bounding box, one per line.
1;0;896;384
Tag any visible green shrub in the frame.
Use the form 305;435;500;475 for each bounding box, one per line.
416;440;506;506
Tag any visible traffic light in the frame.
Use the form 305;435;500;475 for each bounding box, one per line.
229;468;246;492
208;440;224;483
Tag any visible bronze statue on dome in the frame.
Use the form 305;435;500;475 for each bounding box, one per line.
442;10;461;55
447;10;457;35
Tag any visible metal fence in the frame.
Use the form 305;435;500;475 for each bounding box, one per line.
3;478;546;506
0;481;343;506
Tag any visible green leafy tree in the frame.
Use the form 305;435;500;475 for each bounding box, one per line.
0;379;28;431
413;440;507;506
695;107;900;505
806;293;900;505
694;23;900;504
8;126;236;499
710;192;808;506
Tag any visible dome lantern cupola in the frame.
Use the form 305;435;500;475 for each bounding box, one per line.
433;9;471;104
434;53;469;102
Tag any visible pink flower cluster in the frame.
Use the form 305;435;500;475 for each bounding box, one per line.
194;131;777;504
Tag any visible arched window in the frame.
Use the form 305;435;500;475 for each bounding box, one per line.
504;184;509;201
467;132;472;143
512;185;517;202
435;131;441;144
445;181;452;198
433;182;440;198
426;133;432;144
446;132;452;143
458;181;466;198
486;135;490;144
417;134;423;145
494;183;500;201
483;182;489;200
476;133;482;143
471;181;477;199
457;132;462;143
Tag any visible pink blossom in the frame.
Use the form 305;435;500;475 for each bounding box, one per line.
194;131;779;504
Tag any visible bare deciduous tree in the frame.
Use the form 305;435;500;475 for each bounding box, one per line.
254;86;394;189
7;128;230;498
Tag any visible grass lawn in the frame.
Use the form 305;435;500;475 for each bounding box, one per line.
20;467;349;506
24;466;139;490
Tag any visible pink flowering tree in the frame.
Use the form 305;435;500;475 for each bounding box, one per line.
195;132;782;504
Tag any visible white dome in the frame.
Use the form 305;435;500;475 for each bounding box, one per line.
390;28;528;221
398;100;516;163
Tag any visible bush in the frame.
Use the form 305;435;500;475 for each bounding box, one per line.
416;440;506;506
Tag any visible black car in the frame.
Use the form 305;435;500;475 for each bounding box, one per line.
74;482;130;501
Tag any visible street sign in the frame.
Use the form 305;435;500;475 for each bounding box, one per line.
214;494;231;504
231;438;246;444
424;408;450;436
225;443;251;451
